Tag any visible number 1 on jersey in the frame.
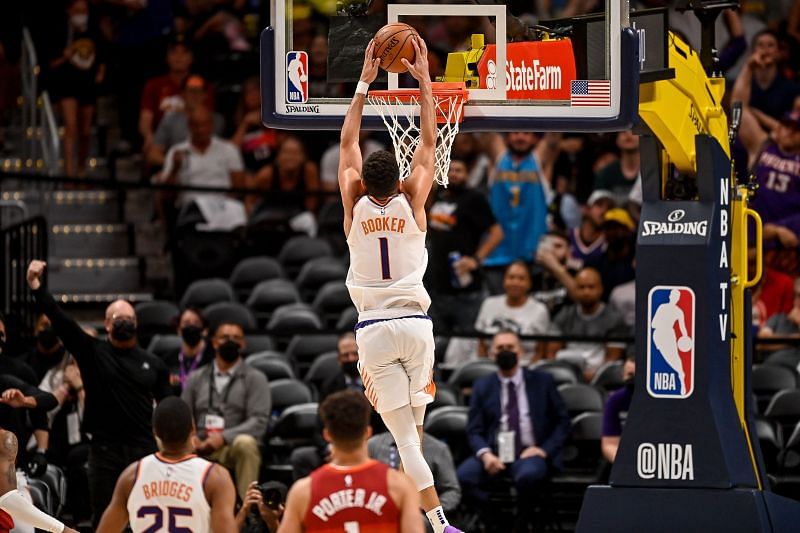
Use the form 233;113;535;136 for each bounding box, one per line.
378;237;391;280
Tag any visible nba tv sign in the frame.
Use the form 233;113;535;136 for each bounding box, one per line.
286;51;309;104
646;286;695;399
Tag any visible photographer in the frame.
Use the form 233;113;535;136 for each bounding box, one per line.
236;481;286;533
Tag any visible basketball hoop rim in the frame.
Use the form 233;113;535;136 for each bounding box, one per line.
367;82;469;124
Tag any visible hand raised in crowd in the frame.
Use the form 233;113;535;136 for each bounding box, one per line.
0;389;31;409
26;260;47;291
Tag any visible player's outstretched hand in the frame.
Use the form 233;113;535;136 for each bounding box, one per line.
401;36;430;84
360;39;381;85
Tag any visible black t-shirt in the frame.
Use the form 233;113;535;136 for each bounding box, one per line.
750;74;800;120
0;355;38;386
0;374;57;449
34;288;172;448
426;186;497;294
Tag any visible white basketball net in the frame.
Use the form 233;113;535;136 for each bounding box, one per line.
367;92;465;187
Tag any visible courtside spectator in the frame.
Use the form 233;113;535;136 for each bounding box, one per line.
320;332;364;401
601;352;635;463
27;260;171;526
182;322;270;500
163;307;214;395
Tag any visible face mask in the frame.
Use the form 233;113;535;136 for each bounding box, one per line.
70;14;88;28
495;350;518;371
36;327;60;350
111;319;137;342
218;340;241;362
181;325;203;348
342;360;360;378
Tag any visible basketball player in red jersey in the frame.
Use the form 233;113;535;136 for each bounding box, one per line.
278;390;423;532
0;428;78;533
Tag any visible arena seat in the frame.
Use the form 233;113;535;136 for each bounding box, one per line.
229;256;285;301
247;353;296;381
590;360;625;391
269;379;314;415
755;416;782;474
268;402;320;444
179;278;235;309
146;334;182;359
135;300;179;347
295;258;347;302
266;304;323;340
447;360;498;402
764;389;800;443
26;478;52;515
312;281;352;327
286;334;339;377
277;236;333;278
423;406;470;465
246;279;301;325
752;365;798;413
531;360;580;386
429;384;460;411
304;351;340;398
203;301;257;332
558;383;605;418
243;335;275;355
335;307;359;330
40;465;67;517
764;349;800;372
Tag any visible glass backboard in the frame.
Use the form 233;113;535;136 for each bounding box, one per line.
261;0;659;132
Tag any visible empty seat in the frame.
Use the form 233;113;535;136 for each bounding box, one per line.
40;465;67;517
246;279;302;325
429;384;460;411
755;416;782;474
316;201;344;233
558;383;605;418
424;406;470;465
268;402;320;444
296;258;347;301
304;351;340;396
590;360;625;391
286;334;339;376
230;256;285;301
765;389;800;442
764;349;800;372
336;307;359;331
243;334;275;355
146;335;182;359
135;300;180;348
312;281;352;326
278;236;333;278
204;301;257;332
267;304;323;337
247;354;296;381
447;360;498;401
753;365;798;413
531;360;579;386
26;478;52;514
270;379;314;415
180;278;235;309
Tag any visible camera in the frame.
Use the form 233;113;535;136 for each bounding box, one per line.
257;482;288;511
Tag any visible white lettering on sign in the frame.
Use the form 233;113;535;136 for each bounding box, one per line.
636;442;695;480
506;59;562;92
641;220;709;236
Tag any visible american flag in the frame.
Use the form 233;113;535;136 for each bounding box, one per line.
570;80;611;107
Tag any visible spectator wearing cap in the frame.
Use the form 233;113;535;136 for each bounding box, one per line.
162;308;215;395
586;208;636;300
146;75;225;168
601;352;635;463
546;267;629;381
594;131;641;207
139;36;194;150
182;322;270;500
567;189;614;271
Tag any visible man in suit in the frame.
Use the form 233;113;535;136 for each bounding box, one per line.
457;330;570;515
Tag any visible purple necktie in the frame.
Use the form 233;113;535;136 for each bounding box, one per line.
506;381;522;457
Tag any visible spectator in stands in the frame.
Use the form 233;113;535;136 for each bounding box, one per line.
609;277;636;331
369;431;461;532
533;229;579;317
250;135;321;216
146;75;225;168
231;77;281;174
588;208;637;300
451;133;492;191
758;277;800;369
163;307;214;395
457;330;569;523
473;261;551;365
601;352;635;463
568;190;614;271
182;322;270;500
26;260;172;526
320;332;364;401
547;267;629;381
0;316;37;386
483;132;548;294
426;158;503;338
751;247;795;328
594;131;641;207
46;0;105;177
139;35;194;150
23;314;66;383
731;30;799;128
320;133;384;191
158;106;246;229
547;173;582;231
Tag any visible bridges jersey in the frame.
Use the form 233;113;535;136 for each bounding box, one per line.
304;460;400;532
127;453;213;533
751;141;800;224
346;194;431;316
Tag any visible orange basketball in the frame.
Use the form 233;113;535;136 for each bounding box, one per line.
373;23;418;73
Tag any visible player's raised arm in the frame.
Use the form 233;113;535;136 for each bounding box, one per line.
339;40;380;219
401;37;436;213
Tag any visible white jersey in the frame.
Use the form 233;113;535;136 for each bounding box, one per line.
127;453;213;533
347;194;431;318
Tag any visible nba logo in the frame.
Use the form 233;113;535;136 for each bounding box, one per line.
646;286;695;399
286;51;309;103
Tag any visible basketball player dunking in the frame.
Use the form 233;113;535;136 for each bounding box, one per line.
0;429;78;533
279;390;423;532
96;397;237;533
336;38;461;533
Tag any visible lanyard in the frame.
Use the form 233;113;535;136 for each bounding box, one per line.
208;367;237;413
178;350;202;387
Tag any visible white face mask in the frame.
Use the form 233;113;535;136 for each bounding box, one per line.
70;14;88;29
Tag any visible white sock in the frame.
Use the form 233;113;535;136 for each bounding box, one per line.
426;505;450;533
